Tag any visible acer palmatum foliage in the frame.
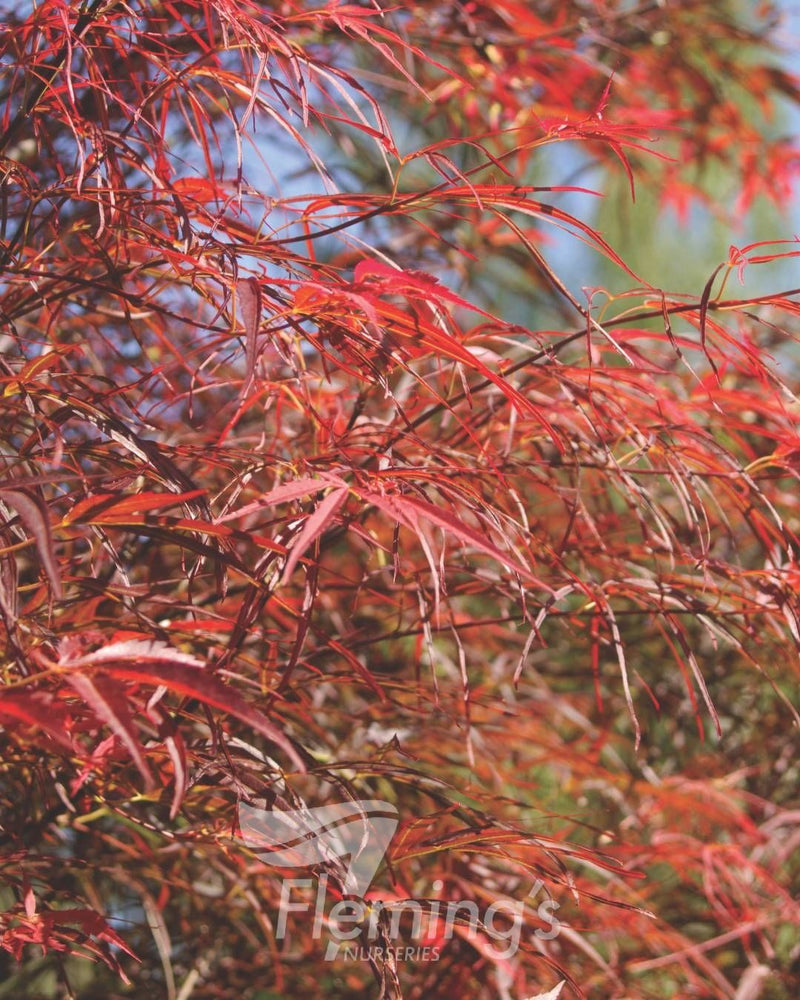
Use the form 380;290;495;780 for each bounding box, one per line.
1;1;799;998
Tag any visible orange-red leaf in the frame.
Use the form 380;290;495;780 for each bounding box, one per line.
65;672;155;790
64;490;207;525
281;486;349;583
0;488;62;599
0;692;73;750
59;640;305;771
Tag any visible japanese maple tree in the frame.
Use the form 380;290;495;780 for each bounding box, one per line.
1;1;799;998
